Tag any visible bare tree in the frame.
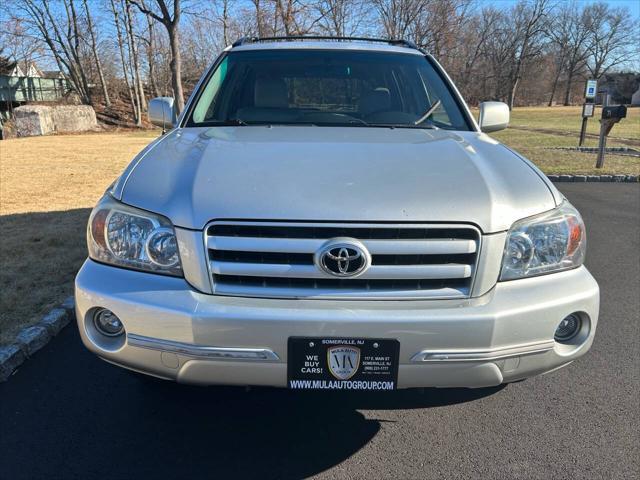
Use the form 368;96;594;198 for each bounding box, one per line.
21;0;92;104
546;42;567;106
215;0;231;45
314;0;365;37
124;0;147;122
454;6;500;103
413;0;473;62
373;0;427;39
505;0;551;109
547;2;591;105
82;0;111;106
5;0;639;121
128;0;184;113
585;3;638;79
0;18;49;75
141;1;161;98
250;0;267;37
0;47;17;74
109;0;139;121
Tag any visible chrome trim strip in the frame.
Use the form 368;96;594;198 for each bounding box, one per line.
208;236;477;255
210;260;472;279
208;220;482;230
212;284;468;300
128;334;280;362
411;341;555;363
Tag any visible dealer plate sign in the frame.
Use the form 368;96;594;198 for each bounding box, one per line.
287;337;400;390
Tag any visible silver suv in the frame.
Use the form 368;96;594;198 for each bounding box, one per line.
75;38;599;390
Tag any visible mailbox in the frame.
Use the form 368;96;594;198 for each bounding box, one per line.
596;105;628;168
601;105;627;120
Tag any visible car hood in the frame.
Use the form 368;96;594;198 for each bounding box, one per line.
116;126;558;233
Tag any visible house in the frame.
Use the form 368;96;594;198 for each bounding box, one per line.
597;72;640;105
0;60;70;103
41;70;66;80
8;61;42;78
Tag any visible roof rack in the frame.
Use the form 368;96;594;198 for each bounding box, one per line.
232;36;419;50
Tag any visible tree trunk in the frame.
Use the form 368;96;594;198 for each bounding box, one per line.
548;64;562;107
143;9;160;98
64;0;93;104
222;0;229;45
253;0;265;37
110;0;138;122
83;0;111;107
168;23;184;113
128;0;184;112
563;70;575;106
508;76;519;110
124;0;146;124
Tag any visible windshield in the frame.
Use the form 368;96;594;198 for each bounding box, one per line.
187;49;470;130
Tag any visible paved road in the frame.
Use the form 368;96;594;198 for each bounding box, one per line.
1;183;638;480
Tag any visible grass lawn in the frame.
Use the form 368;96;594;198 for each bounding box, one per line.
507;105;639;140
0;107;638;345
0;131;157;345
487;105;640;175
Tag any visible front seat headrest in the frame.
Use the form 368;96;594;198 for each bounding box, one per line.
359;87;391;116
254;77;289;108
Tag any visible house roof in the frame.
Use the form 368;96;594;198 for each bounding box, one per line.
41;70;65;79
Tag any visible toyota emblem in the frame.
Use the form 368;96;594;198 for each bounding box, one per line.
315;239;371;277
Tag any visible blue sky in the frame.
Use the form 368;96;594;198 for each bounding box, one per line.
588;0;639;17
491;0;640;18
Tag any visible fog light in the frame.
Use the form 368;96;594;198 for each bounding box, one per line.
555;314;581;342
93;309;124;337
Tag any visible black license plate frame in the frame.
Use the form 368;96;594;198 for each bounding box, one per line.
287;337;400;391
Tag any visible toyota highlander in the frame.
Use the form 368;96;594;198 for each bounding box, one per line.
75;37;599;390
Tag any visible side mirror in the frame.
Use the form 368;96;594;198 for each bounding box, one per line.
148;97;177;130
478;101;509;133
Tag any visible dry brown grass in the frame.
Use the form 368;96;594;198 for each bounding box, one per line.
0;131;157;344
0;131;156;215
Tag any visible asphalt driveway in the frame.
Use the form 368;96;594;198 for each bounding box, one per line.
1;183;638;480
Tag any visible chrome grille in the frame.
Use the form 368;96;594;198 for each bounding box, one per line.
205;222;481;299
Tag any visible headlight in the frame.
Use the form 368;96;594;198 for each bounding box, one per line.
87;195;183;276
500;202;586;281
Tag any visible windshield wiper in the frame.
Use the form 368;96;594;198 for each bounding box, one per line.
203;118;248;126
414;100;441;126
225;118;248;126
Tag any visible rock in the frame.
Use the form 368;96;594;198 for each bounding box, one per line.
40;308;70;336
0;345;26;382
587;176;600;182
559;175;573;182
15;326;51;357
14;105;54;137
600;175;612;182
52;105;97;133
613;175;625;182
573;175;587;182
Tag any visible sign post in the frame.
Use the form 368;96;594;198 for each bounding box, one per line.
579;79;597;147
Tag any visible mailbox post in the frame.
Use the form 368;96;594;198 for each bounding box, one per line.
596;105;627;169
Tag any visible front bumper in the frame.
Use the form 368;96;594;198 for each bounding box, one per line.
75;260;599;388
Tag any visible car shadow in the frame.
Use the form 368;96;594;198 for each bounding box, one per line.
0;326;505;479
112;375;505;479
